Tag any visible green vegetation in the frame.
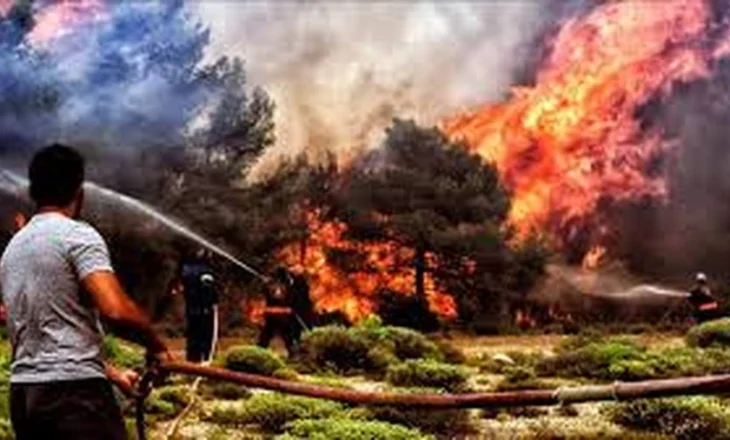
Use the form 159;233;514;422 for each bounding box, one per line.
206;393;346;432
296;318;453;377
385;360;470;392
146;386;190;420
277;417;433;440
686;318;730;348
536;334;730;381
103;335;144;370
364;403;474;435
202;381;252;401
296;325;394;376
223;345;289;377
495;365;552;391
609;397;730;440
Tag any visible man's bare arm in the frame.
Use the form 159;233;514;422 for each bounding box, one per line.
82;271;168;355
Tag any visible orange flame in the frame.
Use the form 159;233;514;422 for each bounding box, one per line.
442;0;728;245
581;245;606;270
0;0;11;16
277;210;457;323
28;0;104;45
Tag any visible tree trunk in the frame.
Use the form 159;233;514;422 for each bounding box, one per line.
415;248;426;301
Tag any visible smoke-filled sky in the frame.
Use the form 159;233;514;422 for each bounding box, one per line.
192;1;581;176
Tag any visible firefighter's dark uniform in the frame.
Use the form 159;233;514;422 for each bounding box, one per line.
689;284;717;323
181;261;218;362
288;272;313;346
257;280;296;353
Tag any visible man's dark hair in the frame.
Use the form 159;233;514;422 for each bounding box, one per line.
29;144;85;207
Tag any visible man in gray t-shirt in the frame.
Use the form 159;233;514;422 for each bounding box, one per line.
0;144;171;439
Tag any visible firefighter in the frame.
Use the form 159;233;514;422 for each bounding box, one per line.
257;270;295;353
257;267;313;354
282;268;313;347
176;250;219;363
688;272;718;323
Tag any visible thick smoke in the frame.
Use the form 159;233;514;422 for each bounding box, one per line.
193;1;589;179
0;1;226;153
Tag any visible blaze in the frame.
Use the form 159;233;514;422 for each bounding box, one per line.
28;0;104;44
442;0;729;246
277;210;457;323
0;0;104;44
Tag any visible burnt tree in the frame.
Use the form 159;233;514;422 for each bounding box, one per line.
338;119;543;329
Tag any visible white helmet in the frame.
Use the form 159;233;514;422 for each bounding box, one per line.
696;272;707;282
201;273;215;285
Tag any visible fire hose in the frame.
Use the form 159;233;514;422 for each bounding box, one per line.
154;362;730;408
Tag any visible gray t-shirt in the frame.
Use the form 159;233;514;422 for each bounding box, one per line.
0;212;112;383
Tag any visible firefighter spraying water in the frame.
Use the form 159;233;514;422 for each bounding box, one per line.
257;267;313;356
688;272;719;324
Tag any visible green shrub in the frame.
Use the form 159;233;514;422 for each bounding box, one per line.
385;360;469;392
495;365;551;391
203;381;252;400
145;386;189;419
103;335;144;369
296;320;453;377
379;327;442;362
206;393;346;432
608;359;659;381
0;385;10;421
608;346;730;381
0;419;11;440
278;417;433;440
686;318;730;348
364;405;473;435
224;345;287;377
609;397;730;440
434;340;466;364
297;326;395;376
537;338;646;379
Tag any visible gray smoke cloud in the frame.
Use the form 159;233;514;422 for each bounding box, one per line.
193;1;572;179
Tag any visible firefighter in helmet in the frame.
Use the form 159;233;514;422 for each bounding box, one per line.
688;272;718;323
257;267;312;355
174;249;219;362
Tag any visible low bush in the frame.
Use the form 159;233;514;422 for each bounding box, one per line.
536;338;646;380
609;397;730;440
385;360;469;392
146;386;189;419
434;340;466;364
277;417;433;440
103;335;144;370
380;327;442;362
686;318;730;348
495;365;551;391
296;317;453;376
223;345;288;377
202;381;252;400
364;405;473;435
297;326;387;376
539;335;730;381
206;393;346;432
0;418;9;440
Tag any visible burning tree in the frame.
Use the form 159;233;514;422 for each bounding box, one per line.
336;119;546;330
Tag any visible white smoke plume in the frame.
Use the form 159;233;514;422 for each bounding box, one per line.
193;1;570;178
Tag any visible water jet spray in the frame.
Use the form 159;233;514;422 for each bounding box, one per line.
0;168;266;281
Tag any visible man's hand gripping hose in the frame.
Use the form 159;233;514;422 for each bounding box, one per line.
136;352;169;440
